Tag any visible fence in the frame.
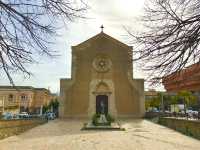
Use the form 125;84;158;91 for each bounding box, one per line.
145;112;200;120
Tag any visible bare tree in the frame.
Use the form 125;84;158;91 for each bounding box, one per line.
0;0;87;85
126;0;200;84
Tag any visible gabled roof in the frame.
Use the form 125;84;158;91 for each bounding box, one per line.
73;31;132;49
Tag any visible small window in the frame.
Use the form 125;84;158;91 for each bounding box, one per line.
21;95;28;101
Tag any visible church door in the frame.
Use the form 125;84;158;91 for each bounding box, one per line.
96;95;108;114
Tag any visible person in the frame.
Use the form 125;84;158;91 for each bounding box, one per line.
198;109;200;120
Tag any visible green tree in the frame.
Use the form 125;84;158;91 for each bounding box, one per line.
48;99;59;117
49;99;59;111
42;105;49;114
163;95;174;111
145;96;161;111
151;97;161;109
170;95;179;112
177;90;197;113
145;99;151;111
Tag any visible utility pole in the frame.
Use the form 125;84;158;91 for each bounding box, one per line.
18;95;21;113
161;93;164;113
2;96;5;113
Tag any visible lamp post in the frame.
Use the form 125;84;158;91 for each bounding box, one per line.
161;93;164;113
18;95;21;113
159;92;165;114
2;96;5;113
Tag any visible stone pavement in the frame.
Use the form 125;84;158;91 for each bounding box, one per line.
0;119;199;150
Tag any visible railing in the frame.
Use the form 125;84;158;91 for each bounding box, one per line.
166;112;200;120
145;112;200;120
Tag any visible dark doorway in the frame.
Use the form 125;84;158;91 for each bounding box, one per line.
96;95;108;114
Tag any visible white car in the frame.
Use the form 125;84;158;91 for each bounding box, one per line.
186;110;198;117
18;112;29;118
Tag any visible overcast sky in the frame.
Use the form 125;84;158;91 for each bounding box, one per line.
0;0;164;93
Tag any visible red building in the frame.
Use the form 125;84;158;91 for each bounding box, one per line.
162;63;200;92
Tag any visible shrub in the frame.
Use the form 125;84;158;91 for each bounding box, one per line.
106;114;115;122
92;113;100;126
91;113;115;126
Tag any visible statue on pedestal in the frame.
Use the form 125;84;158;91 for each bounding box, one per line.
98;101;108;124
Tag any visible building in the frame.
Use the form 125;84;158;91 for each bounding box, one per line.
162;63;200;105
162;63;200;92
60;31;145;118
0;86;53;115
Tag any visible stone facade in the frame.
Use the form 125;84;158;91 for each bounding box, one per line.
0;86;53;114
60;32;145;118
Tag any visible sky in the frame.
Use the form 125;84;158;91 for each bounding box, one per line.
0;0;164;93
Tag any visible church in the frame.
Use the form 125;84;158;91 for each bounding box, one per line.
59;29;145;118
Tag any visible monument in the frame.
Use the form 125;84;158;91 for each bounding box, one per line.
59;26;145;119
97;100;108;125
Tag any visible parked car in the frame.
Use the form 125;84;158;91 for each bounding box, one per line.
12;114;20;119
45;112;56;120
148;107;159;113
18;112;29;118
31;114;41;118
185;109;198;118
2;112;13;120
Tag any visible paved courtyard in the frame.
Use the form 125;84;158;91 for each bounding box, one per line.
0;119;199;150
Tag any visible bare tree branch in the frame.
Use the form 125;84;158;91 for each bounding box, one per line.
0;0;87;85
126;0;200;86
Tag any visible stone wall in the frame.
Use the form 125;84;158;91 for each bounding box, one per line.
158;117;200;140
145;112;161;119
145;112;171;119
0;119;47;140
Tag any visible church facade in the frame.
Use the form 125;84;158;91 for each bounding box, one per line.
59;31;145;118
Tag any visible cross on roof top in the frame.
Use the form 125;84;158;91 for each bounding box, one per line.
100;25;104;32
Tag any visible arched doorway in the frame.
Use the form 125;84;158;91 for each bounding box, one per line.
88;80;117;118
96;95;108;114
